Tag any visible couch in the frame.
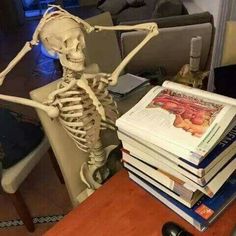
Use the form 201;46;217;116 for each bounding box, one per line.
69;1;214;77
97;0;185;24
82;10;213;77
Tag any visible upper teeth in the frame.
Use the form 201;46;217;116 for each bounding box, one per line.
69;58;81;63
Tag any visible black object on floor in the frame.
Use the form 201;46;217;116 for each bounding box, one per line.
162;222;192;236
214;64;236;98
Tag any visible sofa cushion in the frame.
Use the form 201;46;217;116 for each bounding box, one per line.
119;12;212;28
152;0;183;18
116;5;152;24
98;0;128;15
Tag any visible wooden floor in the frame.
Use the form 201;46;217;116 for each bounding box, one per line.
0;20;71;235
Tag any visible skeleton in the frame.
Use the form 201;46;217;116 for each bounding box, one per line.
0;6;158;199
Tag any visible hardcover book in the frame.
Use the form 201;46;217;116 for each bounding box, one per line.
128;171;236;232
120;131;236;186
118;126;236;175
124;162;203;208
122;150;236;197
116;81;236;163
122;150;196;200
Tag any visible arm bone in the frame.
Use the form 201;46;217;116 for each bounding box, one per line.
94;23;159;85
0;42;35;86
0;94;59;118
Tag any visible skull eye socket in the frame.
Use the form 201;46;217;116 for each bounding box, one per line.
44;37;63;53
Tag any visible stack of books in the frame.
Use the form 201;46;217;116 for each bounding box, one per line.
116;81;236;232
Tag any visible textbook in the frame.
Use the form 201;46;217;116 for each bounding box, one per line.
116;81;236;164
119;129;236;186
123;140;236;186
124;162;203;208
129;171;236;232
122;150;197;201
118;126;236;176
122;149;236;197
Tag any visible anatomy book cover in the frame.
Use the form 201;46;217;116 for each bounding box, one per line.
147;89;223;138
121;87;225;150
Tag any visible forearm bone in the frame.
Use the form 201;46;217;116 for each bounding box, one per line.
94;23;159;85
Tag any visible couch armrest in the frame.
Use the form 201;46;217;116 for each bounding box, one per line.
119;11;213;28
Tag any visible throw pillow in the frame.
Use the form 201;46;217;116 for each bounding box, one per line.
0;108;43;169
153;0;183;18
98;0;128;15
126;0;145;7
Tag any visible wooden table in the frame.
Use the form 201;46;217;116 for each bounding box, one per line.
44;170;236;236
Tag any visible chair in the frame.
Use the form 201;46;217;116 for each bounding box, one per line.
30;12;122;207
1;135;64;232
1;136;46;232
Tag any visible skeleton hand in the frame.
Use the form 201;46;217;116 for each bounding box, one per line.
147;22;159;36
94;73;112;90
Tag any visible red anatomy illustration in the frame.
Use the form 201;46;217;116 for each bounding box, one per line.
149;91;220;137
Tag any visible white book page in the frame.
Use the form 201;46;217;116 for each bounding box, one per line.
116;86;233;155
163;81;236;106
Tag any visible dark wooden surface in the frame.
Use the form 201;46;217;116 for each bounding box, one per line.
44;169;236;236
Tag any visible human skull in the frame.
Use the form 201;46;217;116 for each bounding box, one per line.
40;17;86;71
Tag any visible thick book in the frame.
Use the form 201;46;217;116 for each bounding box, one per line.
119;129;236;186
116;81;236;164
123;141;235;187
129;171;236;232
122;150;196;200
118;126;236;175
123;150;236;197
124;162;203;208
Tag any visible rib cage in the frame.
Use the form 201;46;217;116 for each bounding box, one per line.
45;75;119;152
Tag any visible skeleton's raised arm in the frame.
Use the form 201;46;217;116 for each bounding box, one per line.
93;23;159;85
0;94;59;118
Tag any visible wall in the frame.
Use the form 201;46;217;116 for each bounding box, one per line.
230;0;236;20
183;0;221;25
192;0;221;25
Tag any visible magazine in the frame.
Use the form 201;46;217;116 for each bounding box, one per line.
129;171;236;232
118;126;236;177
116;81;236;162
